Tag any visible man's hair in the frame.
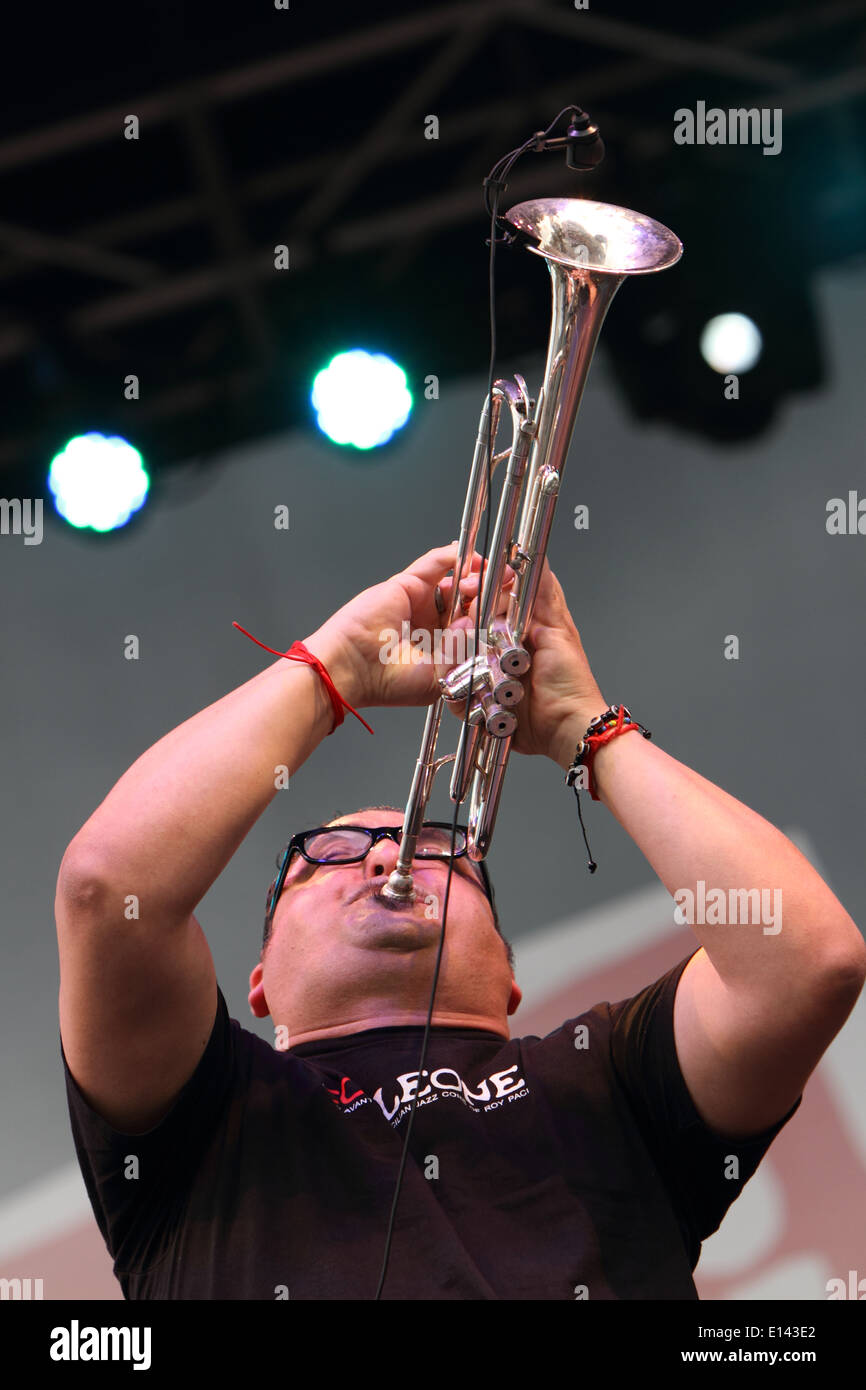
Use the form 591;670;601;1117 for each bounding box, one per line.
261;804;514;971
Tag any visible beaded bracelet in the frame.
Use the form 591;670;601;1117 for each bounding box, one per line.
565;704;652;872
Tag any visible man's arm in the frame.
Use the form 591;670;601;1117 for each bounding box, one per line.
56;629;353;1133
58;634;354;925
494;556;864;1139
553;722;866;1138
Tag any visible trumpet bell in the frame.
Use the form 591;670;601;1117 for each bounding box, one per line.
504;197;683;276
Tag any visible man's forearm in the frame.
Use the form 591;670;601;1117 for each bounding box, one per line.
555;715;866;994
59;630;358;925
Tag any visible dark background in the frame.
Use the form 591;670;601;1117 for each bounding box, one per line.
1;0;863;488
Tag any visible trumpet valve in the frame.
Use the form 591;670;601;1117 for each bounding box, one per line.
497;643;531;676
491;674;524;706
478;692;517;738
487;650;523;706
490;620;531;676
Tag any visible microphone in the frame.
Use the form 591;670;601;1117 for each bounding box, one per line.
531;107;605;171
565;109;605;170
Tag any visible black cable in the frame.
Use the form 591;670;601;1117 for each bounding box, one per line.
373;182;503;1305
482;105;590;224
373;104;601;1299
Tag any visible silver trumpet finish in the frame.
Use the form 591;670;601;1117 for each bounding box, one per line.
381;197;682;905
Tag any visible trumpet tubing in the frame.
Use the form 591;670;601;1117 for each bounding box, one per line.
381;197;682;903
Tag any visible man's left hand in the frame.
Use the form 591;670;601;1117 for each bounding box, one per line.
446;556;608;767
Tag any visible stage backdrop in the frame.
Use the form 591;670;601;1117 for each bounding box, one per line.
1;257;864;1299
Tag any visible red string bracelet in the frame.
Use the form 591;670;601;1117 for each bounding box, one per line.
232;623;374;736
581;716;644;799
564;704;652;874
566;703;652;802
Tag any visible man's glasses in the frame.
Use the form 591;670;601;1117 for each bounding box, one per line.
264;822;494;928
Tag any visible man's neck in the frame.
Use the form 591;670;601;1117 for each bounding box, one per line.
285;1007;509;1046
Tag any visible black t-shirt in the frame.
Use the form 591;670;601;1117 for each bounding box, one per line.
61;949;800;1300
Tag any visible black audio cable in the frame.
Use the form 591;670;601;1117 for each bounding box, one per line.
373;105;603;1300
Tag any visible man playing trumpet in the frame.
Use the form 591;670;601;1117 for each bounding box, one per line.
56;542;866;1299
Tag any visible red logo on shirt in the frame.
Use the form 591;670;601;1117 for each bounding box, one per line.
325;1076;365;1107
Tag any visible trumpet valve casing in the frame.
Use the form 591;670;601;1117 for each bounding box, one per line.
439;642;524;734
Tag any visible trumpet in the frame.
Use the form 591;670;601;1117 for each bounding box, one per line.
381;196;682;904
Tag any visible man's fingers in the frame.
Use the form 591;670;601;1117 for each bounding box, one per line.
435;567;514;622
438;565;515;596
405;542;521;588
404;543;488;585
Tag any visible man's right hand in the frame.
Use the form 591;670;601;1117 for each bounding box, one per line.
303;542;515;711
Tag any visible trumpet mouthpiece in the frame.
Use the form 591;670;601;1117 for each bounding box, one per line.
380;870;416;905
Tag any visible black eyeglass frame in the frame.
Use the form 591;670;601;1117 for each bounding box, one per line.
264;821;496;930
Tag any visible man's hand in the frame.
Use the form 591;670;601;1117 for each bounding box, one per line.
304;542;516;710
448;555;607;766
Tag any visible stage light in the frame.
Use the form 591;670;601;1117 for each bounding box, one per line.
47;432;150;532
699;313;763;375
311;349;412;449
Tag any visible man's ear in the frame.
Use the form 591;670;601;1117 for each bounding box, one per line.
248;961;270;1019
507;977;522;1016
